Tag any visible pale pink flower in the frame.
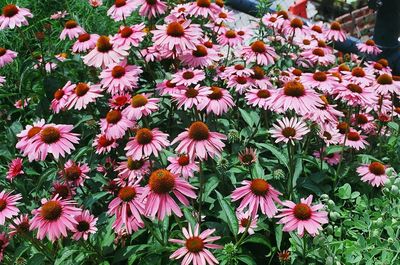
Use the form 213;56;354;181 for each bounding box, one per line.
356;39;382;55
0;47;17;68
197;86;235;116
237;211;258;235
212;9;235;25
6;158;23;181
60;160;90;187
172;121;226;160
342;67;374;87
0;191;21;225
156;79;186;96
172;68;206;86
83;36;129;68
52;182;75;200
169;224;222;265
300;72;339;93
171;85;211;110
50;11;68;19
301;48;335;66
93;133;118;154
241;40;277;66
313;149;341;166
217;28;243;46
72;33;99;53
227;75;255;94
231;179;282;217
100;60;142;95
180;43;220;68
60;20;85;40
16;119;46;160
167;154;199;178
357;162;388;187
276;195;328;237
107;0;136;21
0;4;32;30
67;82;103;110
30;196;82;242
344;130;369;150
112;24;146;48
50;81;75;113
334;82;377;107
125;128;170;160
270;117;310;144
325;21;346;42
245;88;274;110
122;93;159;120
283;18;310;38
144;169;196;220
100;109;135;140
262;13;285;30
71;210;98;240
373;74;400;95
14;98;29;109
116;157;150;182
136;0;167;18
186;0;221;18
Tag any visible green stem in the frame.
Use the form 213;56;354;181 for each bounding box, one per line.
197;161;204;224
287;143;295;200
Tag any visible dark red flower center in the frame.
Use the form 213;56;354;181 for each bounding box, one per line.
188;121;210;141
330;21;341;30
98;135;113;147
377;59;389;67
0;48;6;56
120;26;133;38
257;89;271;98
365;39;375;46
0;199;7;211
369;162;385;175
373;63;383;70
318;40;327;48
127;157;144;170
65;165;82;181
182;71;195;80
40;126;61;144
236;76;247;84
284;81;305;97
78;33;91;42
313;72;327;81
197;0;211;7
54;89;64;100
96;36;113;53
185;88;199;98
75;83;90;96
282;127;296;138
351;67;365;77
225;30;236;38
167;22;185;37
106;110;122;124
77;221;90;232
136;128;153;145
2;4;18;17
323;131;332;140
251;40;266;53
290;18;303;28
252;66;265;79
355;114;368;124
234;64;244;70
208;86;223;100
347;131;360;141
149;169;175;194
112;65;126;78
312;48;325;57
118;186;137;202
277;10;289;19
185;237;204;253
338;64;350;72
166;80;175;88
146;0;157;5
293;203;312;220
131;94;148;108
292;68;303;76
114;95;128;106
53;185;69;199
337;122;348;134
192;45;208;57
377;74;393;85
347;83;363;93
115;0;127;7
178;155;190;166
65;20;78;29
250;179;269;196
240;218;249;227
311;25;322;33
219;12;227;18
41;201;62;221
303;39;311;45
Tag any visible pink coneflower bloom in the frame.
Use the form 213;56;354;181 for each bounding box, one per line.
26;124;80;161
301;48;335;66
112;24;146;48
0;4;32;30
227;75;255;94
72;33;99;53
364;60;392;75
238;148;257;166
241;40;277;66
171;85;211;110
245;88;274;110
300;72;338;92
172;68;205;86
269;80;323;115
325;21;346;42
60;20;85;40
30;196;81;242
61;160;90;187
89;0;103;7
250;66;273;89
107;0;136;21
67;82;103;110
222;64;253;78
50;81;75;113
172;121;226;160
152;20;202;52
352;113;376;133
16;119;46;159
283;18;309;38
197;86;235;116
270;117;310;144
9;214;30;237
307;22;326;39
0;191;21;225
344;130;368;150
357;162;388;187
122;93;159;120
93;133;118;154
116;157;150;182
356;39;382;55
334;82;377;107
167;154;199;178
373;74;400;95
125;128;170;160
276;195;328;237
156;79;187;95
14;98;29;109
313;149;341;166
305;96;344;126
100;61;142;95
52;181;75;200
342;67;374;87
83;36;129;68
169;224;221;265
262;13;285;30
0;232;9;262
136;0;167;18
6;158;23;181
109;93;130;109
212;8;235;25
112;206;144;234
294;37;318;50
108;184;146;224
50;11;68;19
71;210;97;240
232;179;282;217
186;0;221;18
237;211;258;235
217;28;243;46
100;109;135;140
0;48;17;68
180;43;220;67
144;169;196;220
317;126;341;146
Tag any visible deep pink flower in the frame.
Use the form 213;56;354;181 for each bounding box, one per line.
9;214;30;237
50;81;75;113
0;4;32;30
125;128;170;160
107;0;136;21
180;43;220;68
373;74;400;95
71;210;98;240
100;109;135;140
172;68;205;87
0;47;17;68
108;93;131;109
282;18;309;38
136;0;167;18
197;86;235;115
167;154;199;178
16;119;46;161
60;20;85;40
60;160;90;187
344;130;369;150
83;36;129;68
0;191;21;225
356;39;382;55
6;158;23;181
112;24;146;48
100;60;142;95
245;88;274;110
72;33;99;53
116;157;150;182
241;40;277;66
325;21;346;42
357;162;388;187
122;93;159;120
93;133;119;154
217;28;244;46
171;85;211;110
237;211;258;235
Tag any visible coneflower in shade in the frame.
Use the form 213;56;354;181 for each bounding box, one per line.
167;154;199;178
313;150;341;166
61;160;90;187
116;157;150;182
180;43;220;68
122;93;159;120
325;21;346;42
52;181;75;200
0;191;21;225
245;88;274;110
100;109;135;140
99;60;142;95
171;85;211;110
357;162;388;187
169;224;222;265
50;81;75;113
107;0;136;21
269;80;323;115
172;121;226;160
237;211;258;235
270;117;310;144
171;68;206;86
0;4;32;30
231;179;282;217
152;19;202;52
144;169;197;220
276;195;328;237
112;24;146;48
71;210;98;241
83;36;129;68
136;0;167;18
0;47;17;68
60;20;85;40
72;33;99;53
373;73;400;95
93;133;119;154
238;148;257;166
9;214;30;237
26;124;80;161
67;82;103;110
125;128;170;160
241;40;277;66
344;130;369;150
0;232;9;262
16;119;45;158
197;86;235;116
30;196;82;242
6;157;23;181
356;39;382;55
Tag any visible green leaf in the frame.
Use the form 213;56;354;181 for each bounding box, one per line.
338;183;352;199
275;225;283;250
243;234;271;248
216;191;238;236
292;157;303;188
183;207;196;229
237;255;257;265
239;108;255;127
255;143;288;168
